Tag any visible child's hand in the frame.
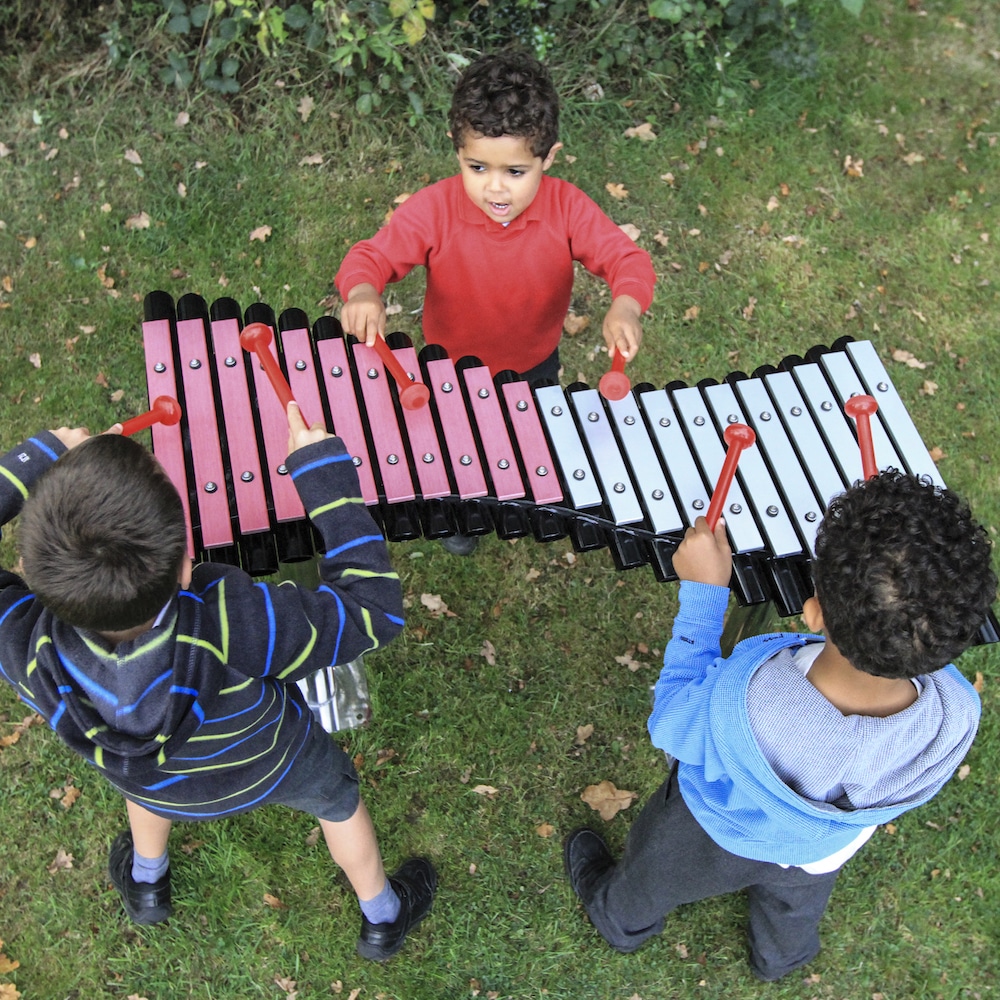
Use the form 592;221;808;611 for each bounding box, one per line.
340;284;386;347
286;401;331;454
602;295;643;361
672;516;732;587
50;427;91;450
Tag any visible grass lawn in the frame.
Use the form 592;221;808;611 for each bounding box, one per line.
1;1;998;998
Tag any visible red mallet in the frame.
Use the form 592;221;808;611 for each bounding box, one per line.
240;322;300;417
598;347;631;401
705;423;756;531
371;334;430;410
120;395;182;436
844;394;879;480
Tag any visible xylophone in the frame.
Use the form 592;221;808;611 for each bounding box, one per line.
139;290;989;630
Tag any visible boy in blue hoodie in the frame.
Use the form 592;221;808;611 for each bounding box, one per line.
0;406;434;960
565;470;995;981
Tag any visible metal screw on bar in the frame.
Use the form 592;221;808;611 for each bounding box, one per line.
516;400;528;411
652;489;664;500
766;505;778;517
277;464;288;476
154;362;166;373
497;459;510;470
729;503;742;515
759;411;771;421
331;365;343;377
387;454;399;465
727;414;738;424
478;387;490;399
352;456;362;467
204;482;217;493
189;358;201;369
694;415;705;426
422;453;434;464
588;411;599;422
613;482;626;493
460;455;472;466
573;469;586;480
367;368;379;379
551;405;563;416
624;415;635;425
442;382;454;393
791;406;802;417
693;498;705;510
821;400;832;412
536;466;548;477
659;416;670;427
225;356;237;367
241;471;254;482
295;360;307;371
805;510;817;522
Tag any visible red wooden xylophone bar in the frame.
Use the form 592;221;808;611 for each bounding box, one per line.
140;290;998;639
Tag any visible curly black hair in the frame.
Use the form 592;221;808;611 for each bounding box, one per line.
449;50;559;158
812;469;996;679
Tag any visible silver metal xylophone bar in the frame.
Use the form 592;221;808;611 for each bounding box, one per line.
140;290;998;640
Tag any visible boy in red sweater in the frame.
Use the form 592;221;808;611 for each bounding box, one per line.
335;50;656;385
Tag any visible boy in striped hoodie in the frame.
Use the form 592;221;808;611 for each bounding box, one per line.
0;405;434;961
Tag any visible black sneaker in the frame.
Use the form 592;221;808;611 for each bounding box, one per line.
439;533;479;556
357;858;437;961
563;827;615;906
108;831;172;925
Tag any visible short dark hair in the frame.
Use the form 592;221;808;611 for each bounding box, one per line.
20;435;188;632
812;469;996;679
449;51;559;158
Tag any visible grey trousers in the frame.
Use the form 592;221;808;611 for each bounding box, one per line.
585;768;840;981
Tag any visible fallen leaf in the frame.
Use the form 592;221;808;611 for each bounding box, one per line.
581;780;637;821
843;154;864;177
623;122;656;141
919;379;938;396
263;893;286;909
973;671;984;692
28;352;41;369
60;784;81;810
125;211;151;230
480;639;496;665
273;976;298;999
614;651;643;672
124;149;143;165
653;230;669;246
385;303;403;316
297;95;315;122
175;111;190;126
766;195;781;212
563;312;590;335
683;305;700;322
605;182;629;200
891;348;928;369
47;848;74;873
472;784;499;799
574;724;594;745
249;225;272;243
957;764;971;780
618;222;641;242
901;151;925;165
305;826;321;847
742;296;757;320
525;567;541;581
928;445;945;462
299;153;324;166
536;822;555;838
420;592;457;618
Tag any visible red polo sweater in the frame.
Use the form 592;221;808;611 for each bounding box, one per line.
335;174;656;375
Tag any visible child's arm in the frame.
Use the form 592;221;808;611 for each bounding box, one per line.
339;283;387;347
646;518;733;759
0;428;89;530
602;294;643;361
214;404;404;682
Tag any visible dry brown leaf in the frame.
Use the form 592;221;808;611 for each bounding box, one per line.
973;671;984;692
274;976;298;999
525;567;541;581
125;212;151;230
563;312;590;336
47;848;74;873
766;195;781;212
618;222;641;242
536;822;555;838
480;639;496;665
581;780;637;821
60;784;81;810
901;151;925;165
420;592;457;618
615;651;642;672
919;380;938;396
297;95;315;122
574;724;594;745
393;192;412;205
683;305;700;322
653;230;669;246
605;182;629;200
843;154;864;177
124;149;143;165
957;764;971;780
263;893;286;909
305;826;321;847
742;296;757;320
299;153;324;166
928;445;945;462
624;122;656;141
28;353;41;369
472;784;499;799
0;952;19;974
0;990;23;1000
249;225;272;243
891;349;928;369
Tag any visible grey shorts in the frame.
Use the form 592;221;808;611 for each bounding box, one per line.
268;721;361;823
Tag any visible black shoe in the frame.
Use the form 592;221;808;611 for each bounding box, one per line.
439;533;479;556
357;858;437;961
108;831;172;925
563;827;615;906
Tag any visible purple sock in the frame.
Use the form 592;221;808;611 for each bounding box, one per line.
359;879;401;924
